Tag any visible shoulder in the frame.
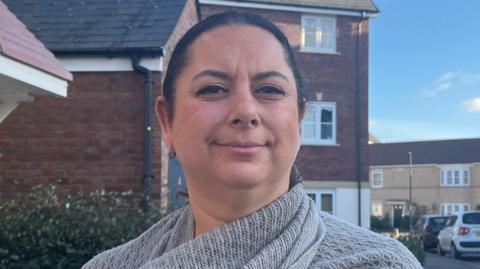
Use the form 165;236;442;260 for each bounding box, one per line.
312;213;422;269
81;207;189;269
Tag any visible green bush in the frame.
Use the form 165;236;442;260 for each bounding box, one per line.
370;215;390;231
0;184;163;269
397;236;426;266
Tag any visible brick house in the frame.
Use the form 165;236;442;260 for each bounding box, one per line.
1;0;378;227
0;0;199;210
370;138;480;229
0;1;71;123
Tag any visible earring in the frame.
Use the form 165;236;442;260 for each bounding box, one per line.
169;147;176;160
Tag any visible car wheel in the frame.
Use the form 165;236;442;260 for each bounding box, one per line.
451;243;461;259
437;240;445;256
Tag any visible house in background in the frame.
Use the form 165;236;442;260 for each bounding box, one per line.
1;0;379;227
369;138;480;228
0;1;71;124
0;0;199;210
199;0;379;228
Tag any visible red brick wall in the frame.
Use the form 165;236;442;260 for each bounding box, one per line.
200;5;370;182
0;72;165;205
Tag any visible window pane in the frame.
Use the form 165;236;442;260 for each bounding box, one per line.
321;193;333;214
320;19;333;49
447;171;452;184
302;123;315;139
307;193;316;202
454;170;460;184
463;170;469;185
321;109;332;123
454;204;460;212
304;105;316;122
320;124;332;140
464;204;470;212
304;19;316;47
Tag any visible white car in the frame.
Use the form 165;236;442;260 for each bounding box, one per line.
437;211;480;259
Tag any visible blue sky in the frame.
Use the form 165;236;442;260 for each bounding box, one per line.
369;0;480;142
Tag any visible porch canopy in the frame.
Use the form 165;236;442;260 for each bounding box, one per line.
0;1;72;123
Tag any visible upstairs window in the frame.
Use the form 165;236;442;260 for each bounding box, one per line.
301;15;336;53
441;166;470;187
301;102;336;145
371;170;383;188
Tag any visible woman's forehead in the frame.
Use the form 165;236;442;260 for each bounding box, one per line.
186;25;292;75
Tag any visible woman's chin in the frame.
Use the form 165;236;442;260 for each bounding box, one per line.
215;166;269;190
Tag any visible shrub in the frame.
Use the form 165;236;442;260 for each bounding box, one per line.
370;215;390;231
0;184;164;269
397;236;426;266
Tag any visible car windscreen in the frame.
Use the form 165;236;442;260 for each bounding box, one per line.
463;213;480;224
428;217;447;229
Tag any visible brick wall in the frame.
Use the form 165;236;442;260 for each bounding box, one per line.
200;5;370;182
0;72;165;205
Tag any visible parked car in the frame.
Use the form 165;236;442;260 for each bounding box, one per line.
413;215;448;250
437;211;480;259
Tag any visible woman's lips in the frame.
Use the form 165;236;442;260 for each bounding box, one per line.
212;141;266;155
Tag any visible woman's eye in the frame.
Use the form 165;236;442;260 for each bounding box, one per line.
255;85;286;96
195;85;228;96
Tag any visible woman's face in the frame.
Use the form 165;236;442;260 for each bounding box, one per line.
157;25;303;195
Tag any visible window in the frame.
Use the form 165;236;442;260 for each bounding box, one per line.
305;189;336;215
441;203;470;216
301;15;336;53
371;201;383;217
371;170;383;188
301;102;336;145
440;166;470;187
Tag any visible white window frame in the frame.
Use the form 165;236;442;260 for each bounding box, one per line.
371;200;383;217
301;101;337;145
305;189;336;215
301;15;337;54
371;170;383;188
440;166;470;187
441;203;470;216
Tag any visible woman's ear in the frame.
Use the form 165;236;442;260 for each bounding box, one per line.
155;96;173;146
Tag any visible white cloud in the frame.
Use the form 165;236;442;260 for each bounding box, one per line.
461;97;480;112
421;71;480;97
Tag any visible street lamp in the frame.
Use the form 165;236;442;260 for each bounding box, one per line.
408;151;413;235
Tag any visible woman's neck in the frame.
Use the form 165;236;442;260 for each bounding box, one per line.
188;180;289;237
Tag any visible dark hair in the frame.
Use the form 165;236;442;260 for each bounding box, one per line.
162;11;305;122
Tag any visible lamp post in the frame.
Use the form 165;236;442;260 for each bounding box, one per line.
408;151;413;235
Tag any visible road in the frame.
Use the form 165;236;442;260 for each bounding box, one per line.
424;252;480;269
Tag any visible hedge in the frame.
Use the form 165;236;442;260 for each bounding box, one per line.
397;236;426;266
0;184;163;269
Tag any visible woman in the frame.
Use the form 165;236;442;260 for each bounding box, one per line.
83;12;421;269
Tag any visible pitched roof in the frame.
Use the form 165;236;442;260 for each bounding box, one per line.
0;1;71;80
3;0;188;53
223;0;379;13
369;138;480;166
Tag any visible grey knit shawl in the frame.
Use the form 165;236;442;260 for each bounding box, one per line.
82;184;422;269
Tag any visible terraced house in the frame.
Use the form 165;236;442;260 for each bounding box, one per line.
1;0;378;227
370;138;480;228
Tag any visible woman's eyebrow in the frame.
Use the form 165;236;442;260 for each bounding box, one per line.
253;71;289;82
192;70;229;81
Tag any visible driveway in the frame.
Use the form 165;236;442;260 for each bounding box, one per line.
424;252;480;269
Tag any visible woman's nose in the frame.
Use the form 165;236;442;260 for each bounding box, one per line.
228;87;260;129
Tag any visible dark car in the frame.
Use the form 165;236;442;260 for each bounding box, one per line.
414;215;448;250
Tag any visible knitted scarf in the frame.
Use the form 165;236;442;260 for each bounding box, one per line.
82;183;422;268
82;184;324;268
